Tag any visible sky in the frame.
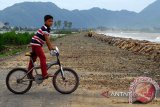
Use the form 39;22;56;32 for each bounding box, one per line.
0;0;156;12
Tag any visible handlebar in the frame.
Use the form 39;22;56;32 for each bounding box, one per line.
50;46;60;57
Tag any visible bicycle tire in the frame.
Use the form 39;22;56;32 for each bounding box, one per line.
6;68;32;94
52;67;79;94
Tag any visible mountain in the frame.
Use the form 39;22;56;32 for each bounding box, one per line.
0;2;137;28
0;1;159;28
129;0;160;28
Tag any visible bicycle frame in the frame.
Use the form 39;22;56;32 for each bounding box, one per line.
21;54;65;81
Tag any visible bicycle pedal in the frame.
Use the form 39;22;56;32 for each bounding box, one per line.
48;75;54;77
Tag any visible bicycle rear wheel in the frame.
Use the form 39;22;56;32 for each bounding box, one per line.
52;67;79;94
6;68;32;94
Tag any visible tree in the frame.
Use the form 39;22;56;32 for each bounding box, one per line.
4;22;10;30
57;20;61;29
63;21;72;30
54;21;58;29
68;22;72;29
4;22;9;26
54;20;61;34
63;21;68;29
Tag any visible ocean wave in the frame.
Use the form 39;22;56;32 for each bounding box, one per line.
98;32;160;43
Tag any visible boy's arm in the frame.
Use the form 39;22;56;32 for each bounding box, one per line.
44;34;55;50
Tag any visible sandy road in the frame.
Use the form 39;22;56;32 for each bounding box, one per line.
0;33;160;107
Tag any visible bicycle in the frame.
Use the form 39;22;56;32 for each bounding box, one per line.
6;47;79;94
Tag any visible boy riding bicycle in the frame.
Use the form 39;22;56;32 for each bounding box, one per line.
6;15;79;95
28;15;57;79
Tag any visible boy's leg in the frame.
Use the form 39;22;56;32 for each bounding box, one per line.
27;56;37;78
28;46;37;78
34;46;48;78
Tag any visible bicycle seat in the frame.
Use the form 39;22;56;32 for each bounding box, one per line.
25;52;35;57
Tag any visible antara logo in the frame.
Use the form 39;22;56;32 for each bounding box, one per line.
101;91;132;98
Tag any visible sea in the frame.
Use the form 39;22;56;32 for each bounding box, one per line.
97;31;160;43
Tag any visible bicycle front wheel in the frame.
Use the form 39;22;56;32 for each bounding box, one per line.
53;67;79;94
6;68;32;94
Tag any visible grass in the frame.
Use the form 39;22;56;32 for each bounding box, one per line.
0;45;27;58
0;35;4;50
0;48;23;58
0;31;33;58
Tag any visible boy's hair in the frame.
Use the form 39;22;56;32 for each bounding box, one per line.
44;15;53;22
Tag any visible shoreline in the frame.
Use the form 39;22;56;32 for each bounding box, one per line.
86;32;160;61
99;32;160;43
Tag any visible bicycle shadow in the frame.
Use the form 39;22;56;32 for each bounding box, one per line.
3;88;101;107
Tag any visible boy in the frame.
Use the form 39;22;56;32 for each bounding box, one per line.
28;15;56;79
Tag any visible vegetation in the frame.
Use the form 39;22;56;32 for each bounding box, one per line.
0;46;24;57
0;30;72;58
54;20;73;34
0;31;33;54
0;37;4;50
54;20;62;30
63;21;72;29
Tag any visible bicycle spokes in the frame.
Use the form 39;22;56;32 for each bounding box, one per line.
6;69;32;94
53;68;79;94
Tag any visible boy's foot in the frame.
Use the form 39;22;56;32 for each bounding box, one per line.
30;77;35;81
43;74;53;79
28;73;35;81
